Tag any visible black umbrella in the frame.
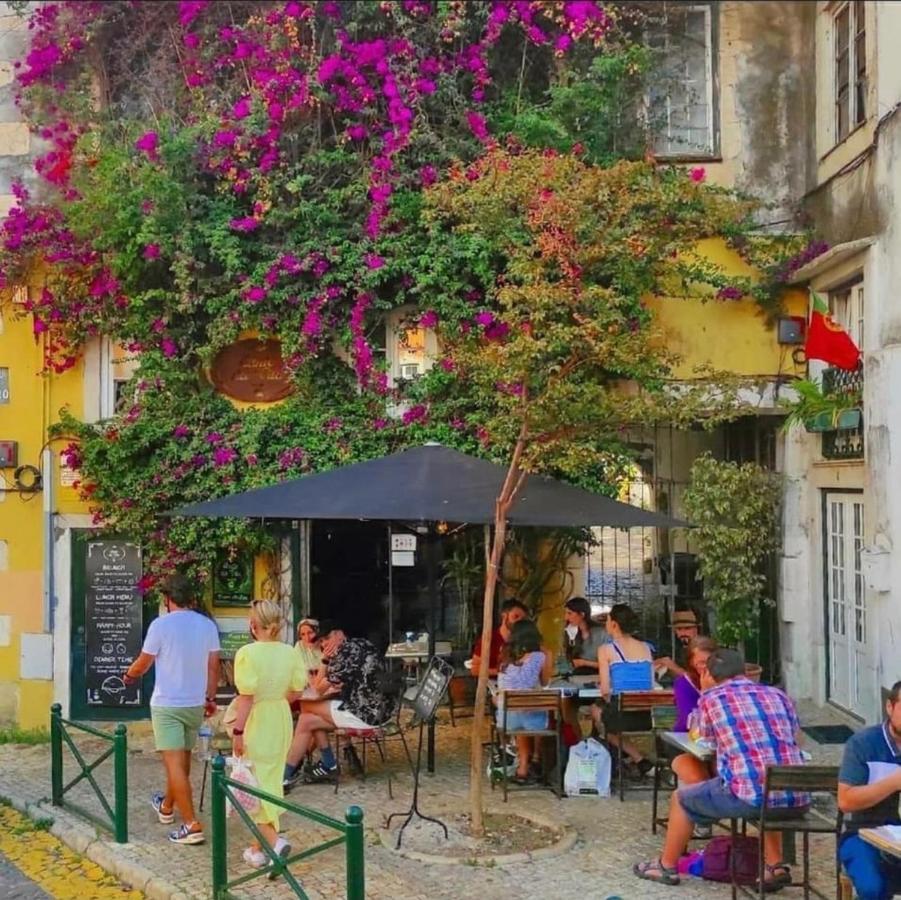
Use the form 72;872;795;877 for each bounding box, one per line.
173;443;687;528
172;443;688;771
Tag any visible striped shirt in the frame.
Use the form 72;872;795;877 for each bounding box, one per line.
697;676;807;807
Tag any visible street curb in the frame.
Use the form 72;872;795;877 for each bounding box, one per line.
6;792;186;899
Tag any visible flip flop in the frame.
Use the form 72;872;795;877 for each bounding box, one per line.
633;858;680;885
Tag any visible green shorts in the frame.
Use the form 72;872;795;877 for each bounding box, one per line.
151;705;205;752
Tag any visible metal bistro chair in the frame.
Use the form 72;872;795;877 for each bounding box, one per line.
497;689;565;802
649;703;678;833
731;764;843;900
613;690;676;802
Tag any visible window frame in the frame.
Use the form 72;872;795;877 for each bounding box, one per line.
645;1;721;161
832;0;867;145
828;276;864;352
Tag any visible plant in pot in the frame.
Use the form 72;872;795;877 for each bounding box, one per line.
781;377;862;433
440;529;486;708
683;455;782;675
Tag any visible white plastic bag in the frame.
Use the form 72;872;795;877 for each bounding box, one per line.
227;757;261;817
563;738;611;797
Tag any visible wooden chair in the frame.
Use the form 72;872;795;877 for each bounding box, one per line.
732;764;843;900
649;703;678;833
497;689;565;801
612;690;676;801
839;872;854;900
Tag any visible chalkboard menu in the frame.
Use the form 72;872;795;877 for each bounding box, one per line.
411;658;453;722
85;541;143;707
212;550;253;607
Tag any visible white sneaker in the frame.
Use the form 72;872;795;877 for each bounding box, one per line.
268;837;292;881
242;847;267;869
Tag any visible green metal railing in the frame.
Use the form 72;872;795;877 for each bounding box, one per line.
49;703;128;843
210;756;364;899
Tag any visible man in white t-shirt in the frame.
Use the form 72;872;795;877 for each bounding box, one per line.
123;574;220;845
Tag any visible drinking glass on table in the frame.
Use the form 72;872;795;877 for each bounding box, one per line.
687;710;701;742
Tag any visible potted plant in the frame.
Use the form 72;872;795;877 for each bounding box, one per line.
781;377;862;433
683;455;782;663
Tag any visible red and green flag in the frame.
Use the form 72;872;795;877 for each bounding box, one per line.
805;292;861;370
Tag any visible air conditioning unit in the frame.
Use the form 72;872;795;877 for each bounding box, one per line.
399;363;420;380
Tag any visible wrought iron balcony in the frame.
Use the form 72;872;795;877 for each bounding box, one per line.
820;365;863;460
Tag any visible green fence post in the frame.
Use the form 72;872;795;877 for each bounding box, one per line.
211;755;228;898
344;805;365;900
113;724;128;843
50;704;63;807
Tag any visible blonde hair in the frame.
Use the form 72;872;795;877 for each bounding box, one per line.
251;599;283;636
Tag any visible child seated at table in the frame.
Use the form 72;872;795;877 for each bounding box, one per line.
497;620;547;784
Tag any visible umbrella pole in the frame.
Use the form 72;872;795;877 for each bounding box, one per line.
387;524;394;646
426;533;438;773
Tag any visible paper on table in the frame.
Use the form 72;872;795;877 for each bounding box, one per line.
879;824;901;842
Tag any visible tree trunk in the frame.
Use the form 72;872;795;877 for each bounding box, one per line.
468;432;528;836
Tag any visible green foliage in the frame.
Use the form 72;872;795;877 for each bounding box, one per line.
504;528;595;617
683;455;782;647
781;378;863;431
0;726;50;745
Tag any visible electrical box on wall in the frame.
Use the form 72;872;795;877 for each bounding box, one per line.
777;316;806;345
0;441;18;467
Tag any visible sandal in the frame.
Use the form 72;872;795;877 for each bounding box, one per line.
759;863;791;893
633;858;680;885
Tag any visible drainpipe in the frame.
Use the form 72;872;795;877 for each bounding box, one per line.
42;447;55;633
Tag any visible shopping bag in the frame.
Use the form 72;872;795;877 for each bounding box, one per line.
563;738;611;797
227;757;261;817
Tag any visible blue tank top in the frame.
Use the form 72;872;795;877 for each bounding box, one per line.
609;641;653;694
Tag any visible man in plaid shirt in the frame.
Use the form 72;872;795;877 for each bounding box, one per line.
635;648;809;888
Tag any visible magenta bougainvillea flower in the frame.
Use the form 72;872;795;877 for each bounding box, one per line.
172;425;191;439
134;131;159;161
212;446;237;466
690;167;706;183
365;253;385;270
143;243;160;260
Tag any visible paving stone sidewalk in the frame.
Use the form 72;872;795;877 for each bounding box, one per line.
0;710;846;900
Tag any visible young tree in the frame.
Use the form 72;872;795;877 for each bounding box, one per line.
422;147;754;830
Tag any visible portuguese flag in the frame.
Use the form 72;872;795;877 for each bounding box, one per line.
805;292;861;370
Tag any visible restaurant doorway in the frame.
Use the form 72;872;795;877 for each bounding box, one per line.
309;521;391;646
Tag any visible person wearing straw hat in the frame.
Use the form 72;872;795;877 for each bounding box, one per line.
655;609;701;681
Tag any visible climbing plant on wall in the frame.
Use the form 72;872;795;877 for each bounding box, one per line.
0;1;807;590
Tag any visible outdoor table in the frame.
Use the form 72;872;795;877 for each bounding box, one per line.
385;640;453;661
859;825;901;859
488;678;600;699
662;730;715;761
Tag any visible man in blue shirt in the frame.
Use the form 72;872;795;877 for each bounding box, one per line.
838;680;901;899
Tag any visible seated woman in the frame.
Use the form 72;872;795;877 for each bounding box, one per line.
497;620;548;784
593;603;655;778
294;618;322;678
564;596;608;674
561;597;607;734
671;636;717;785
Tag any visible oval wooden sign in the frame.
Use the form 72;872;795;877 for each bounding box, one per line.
210;338;294;403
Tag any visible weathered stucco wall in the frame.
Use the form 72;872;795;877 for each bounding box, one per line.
705;1;816;220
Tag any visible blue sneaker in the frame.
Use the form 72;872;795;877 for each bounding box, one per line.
168;822;205;845
150;792;174;825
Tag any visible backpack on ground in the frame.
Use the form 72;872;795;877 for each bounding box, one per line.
701;835;761;884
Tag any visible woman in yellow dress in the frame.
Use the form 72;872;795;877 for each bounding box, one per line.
231;600;306;870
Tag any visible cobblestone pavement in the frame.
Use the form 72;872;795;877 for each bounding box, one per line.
0;706;847;900
0;803;142;899
0;854;49;900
